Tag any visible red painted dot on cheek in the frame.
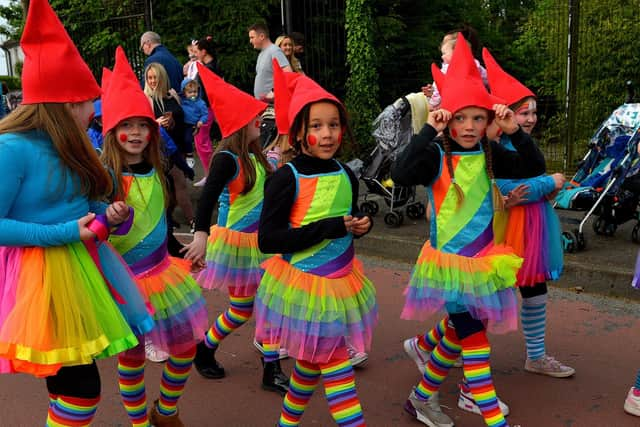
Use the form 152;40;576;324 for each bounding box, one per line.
450;129;458;138
146;133;152;142
307;134;317;146
118;133;128;142
497;129;503;137
254;120;261;128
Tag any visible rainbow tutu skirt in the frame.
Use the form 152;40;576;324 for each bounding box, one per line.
0;243;141;377
130;255;208;356
401;242;522;334
255;256;377;364
196;225;267;296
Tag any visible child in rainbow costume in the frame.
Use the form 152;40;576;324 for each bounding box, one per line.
393;34;547;427
181;63;289;393
254;68;377;427
0;1;154;425
100;47;208;427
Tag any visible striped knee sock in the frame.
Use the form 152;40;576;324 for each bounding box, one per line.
278;359;321;426
521;293;547;361
415;322;461;401
634;370;640;393
46;395;100;427
118;355;148;427
319;358;365;426
263;340;281;363
418;317;448;353
204;293;255;349
461;332;507;427
157;346;196;416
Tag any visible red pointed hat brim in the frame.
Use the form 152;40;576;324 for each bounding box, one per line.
20;0;100;104
273;58;301;135
482;48;535;106
197;62;267;139
287;75;341;128
101;46;156;135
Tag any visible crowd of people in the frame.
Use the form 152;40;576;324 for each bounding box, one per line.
1;1;639;426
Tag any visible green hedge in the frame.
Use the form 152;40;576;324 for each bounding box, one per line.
0;76;21;90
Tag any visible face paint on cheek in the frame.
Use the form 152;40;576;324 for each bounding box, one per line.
337;132;343;145
119;133;128;142
88;113;95;123
496;128;503;137
254;120;261;128
146;133;152;142
307;134;317;146
450;129;458;138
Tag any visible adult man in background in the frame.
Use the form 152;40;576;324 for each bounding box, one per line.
140;31;183;92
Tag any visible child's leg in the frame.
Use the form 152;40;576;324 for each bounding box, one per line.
45;362;101;427
415;320;461;401
624;370;640;416
319;355;365;427
204;290;255;349
451;311;508;427
419;317;448;353
117;345;148;427
278;359;321;426
194;114;213;172
157;345;197;416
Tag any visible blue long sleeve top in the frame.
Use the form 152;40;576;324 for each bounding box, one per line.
496;134;555;204
0;130;107;247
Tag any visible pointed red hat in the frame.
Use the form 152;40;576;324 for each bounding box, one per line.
287;75;341;130
101;46;156;135
273;58;301;135
197;62;267;138
20;0;101;104
431;33;503;114
482;48;535;106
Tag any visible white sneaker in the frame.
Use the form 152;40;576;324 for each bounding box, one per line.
186;155;196;169
252;339;288;360
403;337;429;374
347;345;368;368
193;176;207;187
457;387;510;416
145;341;169;363
624;387;640;416
524;354;575;378
404;388;454;427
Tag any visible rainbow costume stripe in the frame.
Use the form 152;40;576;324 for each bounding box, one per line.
255;162;377;363
401;147;521;333
109;169;208;355
196;152;268;295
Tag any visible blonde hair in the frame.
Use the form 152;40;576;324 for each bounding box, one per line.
264;134;296;166
275;35;303;73
0;103;112;199
143;62;171;113
100;117;168;205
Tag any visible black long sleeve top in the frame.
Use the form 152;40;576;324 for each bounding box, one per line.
194;151;237;233
391;124;546;187
258;154;367;255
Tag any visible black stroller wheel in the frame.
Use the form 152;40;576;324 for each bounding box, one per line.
593;218;604;235
369;200;379;215
360;201;378;217
575;229;586;250
406;203;423;220
384;211;404;227
632;223;640;243
604;223;617;236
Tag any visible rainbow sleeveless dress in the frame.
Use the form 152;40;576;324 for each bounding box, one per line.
109;169;208;355
255;162;377;363
499;138;563;286
196;152;268;296
401;147;522;333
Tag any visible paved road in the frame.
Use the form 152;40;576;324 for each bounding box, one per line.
1;256;639;426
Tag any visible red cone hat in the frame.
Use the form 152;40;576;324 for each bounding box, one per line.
20;0;101;104
273;58;301;135
101;46;156;135
482;48;535;106
197;62;267;138
432;33;503;114
287;75;341;128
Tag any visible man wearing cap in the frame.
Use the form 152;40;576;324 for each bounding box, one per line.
140;31;183;93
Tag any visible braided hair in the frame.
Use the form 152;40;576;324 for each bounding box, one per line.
441;129;465;209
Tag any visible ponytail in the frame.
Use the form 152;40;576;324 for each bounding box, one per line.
442;130;465;209
481;138;505;211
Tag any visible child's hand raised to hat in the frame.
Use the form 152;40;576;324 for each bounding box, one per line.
492;104;519;135
427;109;451;133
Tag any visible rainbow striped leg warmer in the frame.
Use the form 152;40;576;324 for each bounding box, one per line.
157;345;197;416
415;322;461;401
320;358;365;427
204;292;255;349
118;355;149;427
278;359;322;426
461;332;508;427
46;395;100;427
418;317;448;353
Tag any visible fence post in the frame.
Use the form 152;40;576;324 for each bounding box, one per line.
144;0;153;31
564;0;580;173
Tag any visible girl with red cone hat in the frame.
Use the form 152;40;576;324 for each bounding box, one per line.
0;0;155;425
180;64;290;394
100;46;208;427
482;47;574;379
254;70;377;426
392;33;547;427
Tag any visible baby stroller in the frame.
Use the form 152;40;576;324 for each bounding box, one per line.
555;100;640;252
359;94;427;227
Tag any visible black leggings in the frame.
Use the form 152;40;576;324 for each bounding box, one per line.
519;282;548;299
46;362;101;399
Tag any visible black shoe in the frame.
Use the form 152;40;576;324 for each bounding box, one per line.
261;357;289;395
194;341;225;379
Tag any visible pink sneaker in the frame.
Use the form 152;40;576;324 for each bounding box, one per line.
524;354;575;378
624;387;640;416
